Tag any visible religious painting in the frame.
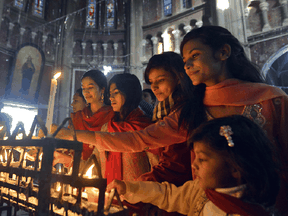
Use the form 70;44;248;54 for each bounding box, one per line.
6;43;45;104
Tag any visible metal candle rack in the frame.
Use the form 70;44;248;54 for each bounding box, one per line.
0;115;128;216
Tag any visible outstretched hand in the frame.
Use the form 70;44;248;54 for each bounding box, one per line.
106;179;127;195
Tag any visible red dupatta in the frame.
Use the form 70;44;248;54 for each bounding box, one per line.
105;107;152;184
205;189;270;216
71;105;114;160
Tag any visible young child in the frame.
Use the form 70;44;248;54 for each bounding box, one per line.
107;115;280;216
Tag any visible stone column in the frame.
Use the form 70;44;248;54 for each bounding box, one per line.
184;25;192;34
280;0;288;25
151;36;158;55
91;43;97;64
81;42;86;64
140;39;147;62
72;41;76;63
42;35;48;52
20;27;25;44
244;8;252;36
31;32;37;43
172;30;180;54
113;43;118;65
259;1;271;31
7;23;14;48
0;0;4;30
102;43;108;65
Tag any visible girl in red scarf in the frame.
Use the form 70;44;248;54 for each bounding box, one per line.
71;70;114;160
101;73;151;184
108;115;280;216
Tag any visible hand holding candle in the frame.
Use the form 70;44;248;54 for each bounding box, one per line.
106;179;126;195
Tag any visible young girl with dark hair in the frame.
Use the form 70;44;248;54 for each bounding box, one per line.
71;88;86;113
70;70;114;160
107;115;280;216
97;73;151;185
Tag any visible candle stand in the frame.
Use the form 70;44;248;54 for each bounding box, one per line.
0;116;128;216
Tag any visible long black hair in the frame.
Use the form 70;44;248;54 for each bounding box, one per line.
144;52;193;109
81;69;109;105
179;26;265;135
108;73;142;121
189;115;280;209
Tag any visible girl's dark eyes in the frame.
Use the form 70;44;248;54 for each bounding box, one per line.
192;53;200;58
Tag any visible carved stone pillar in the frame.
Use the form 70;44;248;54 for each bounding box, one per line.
31;32;37;43
72;41;76;63
259;1;271;31
42;35;48;51
81;42;86;64
113;43;118;65
184;25;192;34
91;43;97;64
20;27;25;44
151;36;158;55
140;39;147;62
7;23;14;48
244;8;252;36
172;30;180;54
280;0;288;25
102;43;108;65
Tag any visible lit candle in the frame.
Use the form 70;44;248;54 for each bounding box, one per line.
46;72;61;134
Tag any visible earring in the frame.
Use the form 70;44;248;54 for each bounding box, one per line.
101;94;104;102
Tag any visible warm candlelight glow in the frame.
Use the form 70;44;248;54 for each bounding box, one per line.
56;182;61;192
0;155;3;162
0;126;3;130
83;164;95;179
16;133;23;140
5;151;7;162
53;72;61;80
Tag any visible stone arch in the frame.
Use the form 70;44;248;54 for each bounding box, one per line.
73;39;83;64
190;19;198;29
106;40;114;65
97;40;104;65
34;31;43;49
145;34;153;60
178;23;186;37
156;32;164;54
262;44;288;94
117;39;125;64
85;40;93;63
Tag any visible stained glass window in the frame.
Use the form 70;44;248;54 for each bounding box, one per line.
183;0;192;8
14;0;25;9
106;0;115;28
33;0;44;18
86;0;97;28
163;0;172;16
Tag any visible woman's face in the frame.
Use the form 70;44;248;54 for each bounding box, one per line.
182;38;227;87
192;141;239;190
81;77;103;104
148;68;177;102
71;93;86;113
109;83;125;112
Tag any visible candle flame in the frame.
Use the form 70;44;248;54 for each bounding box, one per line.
53;72;61;80
56;182;61;192
0;155;3;162
0;126;3;130
84;164;95;179
5;151;7;161
39;152;43;160
16;133;23;140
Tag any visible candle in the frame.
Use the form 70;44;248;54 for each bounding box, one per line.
46;72;61;134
